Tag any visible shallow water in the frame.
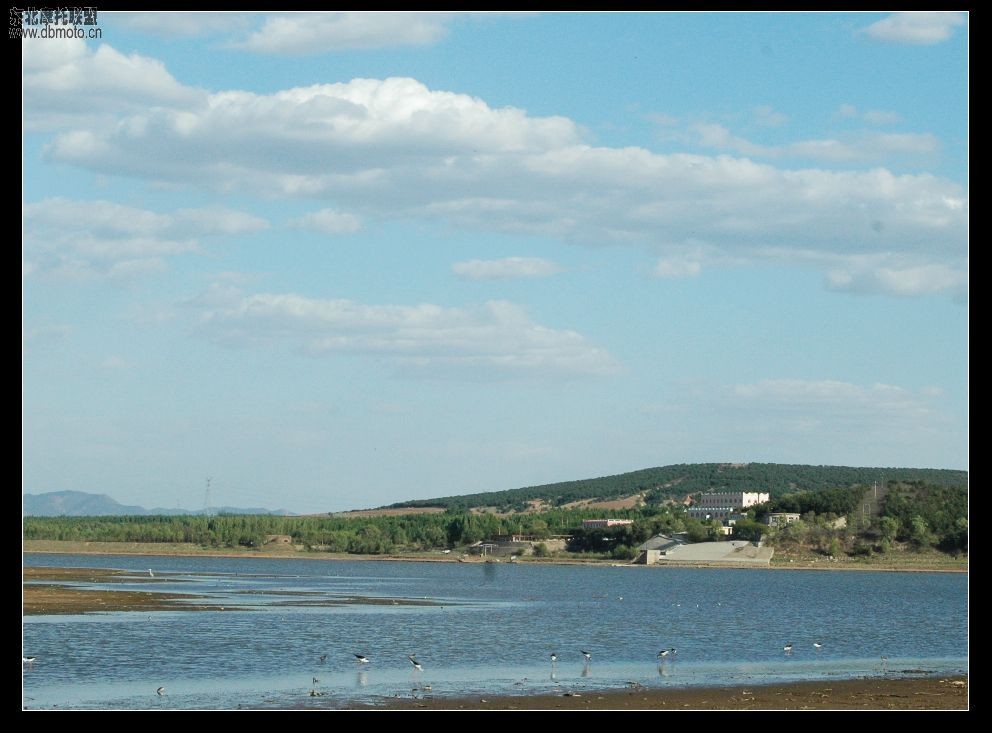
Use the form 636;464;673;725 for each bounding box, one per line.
22;554;967;709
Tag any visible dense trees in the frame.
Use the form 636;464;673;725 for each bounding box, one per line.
389;464;966;513
23;477;966;559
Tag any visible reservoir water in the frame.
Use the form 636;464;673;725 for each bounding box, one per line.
22;553;967;709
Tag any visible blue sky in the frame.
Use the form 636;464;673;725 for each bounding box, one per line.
22;11;968;513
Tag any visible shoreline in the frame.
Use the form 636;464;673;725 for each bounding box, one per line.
22;564;967;710
23;542;966;574
345;674;968;710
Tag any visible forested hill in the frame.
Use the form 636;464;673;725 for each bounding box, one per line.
389;463;968;513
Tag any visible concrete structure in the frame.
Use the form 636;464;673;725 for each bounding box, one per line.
687;491;770;520
582;519;634;529
634;537;773;566
636;534;686;554
766;512;801;526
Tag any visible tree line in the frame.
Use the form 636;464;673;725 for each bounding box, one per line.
387;463;967;513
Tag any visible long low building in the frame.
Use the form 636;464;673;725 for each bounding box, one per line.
581;519;634;528
687;491;769;520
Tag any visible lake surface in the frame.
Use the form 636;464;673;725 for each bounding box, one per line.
22;553;967;710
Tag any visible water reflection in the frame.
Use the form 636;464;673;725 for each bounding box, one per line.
21;554;967;710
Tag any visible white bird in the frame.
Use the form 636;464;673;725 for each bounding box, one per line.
408;655;423;671
784;643;794;653
550;653;558;663
657;649;671;658
156;687;165;696
22;656;36;666
813;642;823;650
354;654;370;664
148;569;154;578
581;650;592;663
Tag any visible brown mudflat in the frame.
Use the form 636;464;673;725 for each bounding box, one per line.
351;675;968;710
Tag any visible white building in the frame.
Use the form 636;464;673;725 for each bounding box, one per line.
582;519;634;529
687;492;770;520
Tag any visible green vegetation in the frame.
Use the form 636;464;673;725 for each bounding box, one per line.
762;481;967;559
387;463;966;512
23;467;966;564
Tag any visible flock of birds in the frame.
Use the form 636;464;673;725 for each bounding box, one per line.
24;640;865;700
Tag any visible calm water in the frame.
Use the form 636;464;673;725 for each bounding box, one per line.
22;554;967;710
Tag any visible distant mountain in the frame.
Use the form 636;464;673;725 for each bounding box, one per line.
388;462;968;513
23;491;294;517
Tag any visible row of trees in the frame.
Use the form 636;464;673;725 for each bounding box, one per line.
23;480;967;557
24;506;664;555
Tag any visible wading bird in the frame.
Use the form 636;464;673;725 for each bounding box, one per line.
581;650;592;663
354;654;370;664
409;655;423;672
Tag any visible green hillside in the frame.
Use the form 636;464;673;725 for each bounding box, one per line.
388;463;968;512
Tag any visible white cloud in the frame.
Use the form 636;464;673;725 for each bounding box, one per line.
753;105;788;127
645;377;960;468
23;198;268;281
835;104;902;126
291;208;362;235
232;12;454;54
22;37;206;131
189;284;619;378
861;12;966;45
863;109;903;126
29;55;966;298
691;122;939;162
837;104;858;119
826;261;967;298
111;11;252;37
452;257;562;280
23;320;71;346
653;256;701;278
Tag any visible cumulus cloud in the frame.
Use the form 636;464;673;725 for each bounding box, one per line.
452;257;562;280
291;208;362;235
860;11;966;45
23;198;268;281
22;37;206;130
189;284;619;378
26;45;966;297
